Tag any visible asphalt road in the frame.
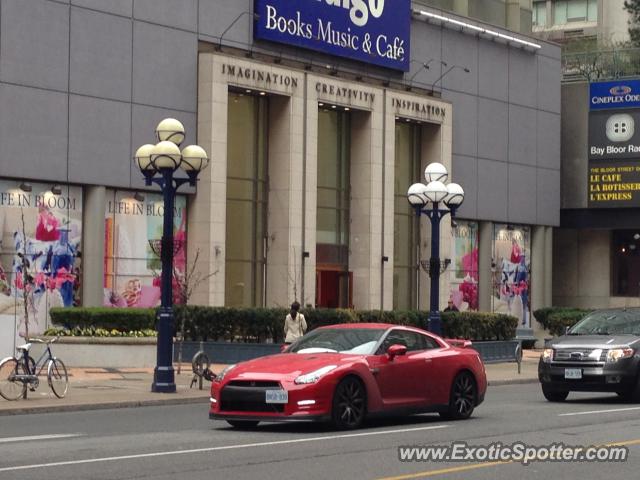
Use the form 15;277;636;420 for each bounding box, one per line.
0;383;639;480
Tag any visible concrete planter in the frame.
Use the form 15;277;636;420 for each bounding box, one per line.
40;337;158;368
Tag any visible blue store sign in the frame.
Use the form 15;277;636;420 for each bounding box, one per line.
590;79;640;110
254;0;410;71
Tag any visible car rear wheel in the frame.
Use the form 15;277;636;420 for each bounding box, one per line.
332;376;366;430
440;372;477;420
226;420;259;429
541;384;569;402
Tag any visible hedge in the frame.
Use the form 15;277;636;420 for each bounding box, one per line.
50;306;518;342
49;307;156;331
533;307;592;337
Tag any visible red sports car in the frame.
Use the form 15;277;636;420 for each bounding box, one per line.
209;323;487;429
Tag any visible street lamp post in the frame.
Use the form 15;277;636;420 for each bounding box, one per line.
407;162;464;336
134;118;209;393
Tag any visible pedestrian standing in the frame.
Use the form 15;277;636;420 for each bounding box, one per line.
284;301;307;344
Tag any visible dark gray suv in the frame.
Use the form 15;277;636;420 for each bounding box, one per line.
539;308;640;402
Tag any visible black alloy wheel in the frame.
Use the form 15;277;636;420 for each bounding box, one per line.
440;372;477;420
541;384;569;402
332;376;366;430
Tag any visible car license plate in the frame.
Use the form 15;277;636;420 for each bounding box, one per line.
565;368;582;379
265;390;288;404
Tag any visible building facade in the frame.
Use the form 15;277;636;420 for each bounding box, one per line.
0;0;560;353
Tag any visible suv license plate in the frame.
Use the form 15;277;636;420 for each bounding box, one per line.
265;390;288;404
565;368;582;379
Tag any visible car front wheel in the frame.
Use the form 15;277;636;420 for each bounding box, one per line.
331;376;366;430
440;372;477;420
541;384;569;402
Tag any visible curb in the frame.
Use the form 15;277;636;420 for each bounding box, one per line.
0;396;209;417
488;378;538;386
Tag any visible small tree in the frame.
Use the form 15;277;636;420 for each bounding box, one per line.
16;208;35;341
164;249;218;373
626;0;640;45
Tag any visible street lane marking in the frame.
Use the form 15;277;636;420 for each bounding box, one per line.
378;461;512;480
377;438;640;480
0;424;449;473
559;406;640;417
0;434;84;444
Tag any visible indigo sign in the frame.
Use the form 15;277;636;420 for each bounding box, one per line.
590;80;640;110
254;0;411;71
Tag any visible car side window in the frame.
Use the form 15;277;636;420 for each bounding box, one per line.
421;334;441;350
379;330;436;353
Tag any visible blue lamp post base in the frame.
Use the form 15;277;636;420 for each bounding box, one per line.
152;307;176;393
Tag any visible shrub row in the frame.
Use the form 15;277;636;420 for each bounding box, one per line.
533;307;592;337
50;306;519;342
49;307;156;331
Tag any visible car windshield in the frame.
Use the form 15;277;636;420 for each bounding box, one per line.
568;310;640;336
288;328;386;355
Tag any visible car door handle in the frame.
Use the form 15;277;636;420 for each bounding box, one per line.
370;368;380;375
424;359;432;363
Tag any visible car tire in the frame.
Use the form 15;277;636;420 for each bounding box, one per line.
226;420;259;429
439;371;477;420
541;384;569;402
331;376;366;430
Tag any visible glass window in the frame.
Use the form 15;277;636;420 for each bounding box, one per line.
554;0;567;24
225;92;268;307
567;0;587;21
533;1;547;27
612;230;640;297
491;224;531;328
448;221;479;311
316;109;350;252
587;0;597;22
393;122;420;310
553;0;596;24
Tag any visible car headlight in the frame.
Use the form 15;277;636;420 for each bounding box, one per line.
294;365;338;385
215;364;236;382
542;348;554;363
606;348;634;363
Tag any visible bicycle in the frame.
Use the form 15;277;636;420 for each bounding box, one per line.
0;337;68;400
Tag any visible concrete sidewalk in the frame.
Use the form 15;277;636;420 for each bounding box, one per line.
0;352;541;416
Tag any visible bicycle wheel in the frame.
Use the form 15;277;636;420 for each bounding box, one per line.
0;357;27;401
47;358;68;398
192;351;210;377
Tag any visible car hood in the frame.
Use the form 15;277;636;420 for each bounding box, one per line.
225;353;363;382
549;335;640;349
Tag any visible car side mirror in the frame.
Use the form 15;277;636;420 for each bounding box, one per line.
387;344;407;361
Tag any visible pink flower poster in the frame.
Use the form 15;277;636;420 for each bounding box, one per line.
492;224;531;328
0;181;82;345
448;221;479;311
103;190;187;308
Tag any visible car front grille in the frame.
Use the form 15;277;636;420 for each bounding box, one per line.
220;383;286;413
227;380;281;388
553;348;607;362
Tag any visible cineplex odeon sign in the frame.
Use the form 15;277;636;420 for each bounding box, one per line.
254;0;411;71
588;79;640;207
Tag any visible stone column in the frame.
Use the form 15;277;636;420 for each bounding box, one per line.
82;185;106;307
544;226;553;307
531;225;546;315
478;221;493;312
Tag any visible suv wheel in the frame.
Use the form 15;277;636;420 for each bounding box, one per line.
541;384;569;402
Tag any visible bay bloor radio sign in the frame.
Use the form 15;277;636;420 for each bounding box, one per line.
254;0;411;71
